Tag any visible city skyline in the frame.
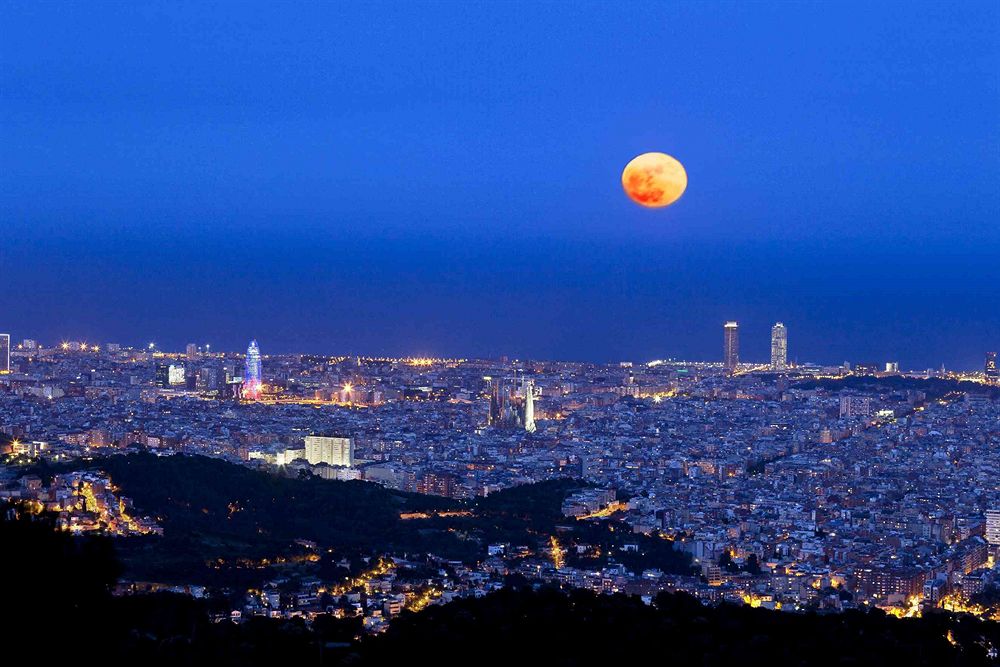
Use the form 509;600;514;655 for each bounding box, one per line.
2;3;998;370
1;325;997;372
3;320;999;640
4;2;1000;660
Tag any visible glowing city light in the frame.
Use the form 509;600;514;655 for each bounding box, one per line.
243;339;262;400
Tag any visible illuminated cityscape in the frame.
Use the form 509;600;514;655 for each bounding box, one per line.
2;0;998;663
243;339;263;401
2;329;999;625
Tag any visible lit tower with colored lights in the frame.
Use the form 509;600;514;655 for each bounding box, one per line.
244;339;262;400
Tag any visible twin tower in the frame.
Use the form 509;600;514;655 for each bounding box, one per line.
724;321;787;372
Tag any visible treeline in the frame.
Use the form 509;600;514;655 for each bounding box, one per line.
794;374;997;398
359;587;999;667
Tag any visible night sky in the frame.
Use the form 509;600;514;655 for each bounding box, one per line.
2;2;998;368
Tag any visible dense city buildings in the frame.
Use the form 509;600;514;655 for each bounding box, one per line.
4;2;996;661
723;321;739;372
1;333;999;635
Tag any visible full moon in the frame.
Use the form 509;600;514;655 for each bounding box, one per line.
621;152;687;208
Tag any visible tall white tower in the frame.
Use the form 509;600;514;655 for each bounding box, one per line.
523;380;536;433
0;334;9;373
770;322;787;371
723;321;739;372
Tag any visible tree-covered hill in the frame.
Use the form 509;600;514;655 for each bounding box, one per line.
100;453;455;547
793;374;998;398
82;453;475;581
55;454;691;582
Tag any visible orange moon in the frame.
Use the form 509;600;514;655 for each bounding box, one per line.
621;152;687;208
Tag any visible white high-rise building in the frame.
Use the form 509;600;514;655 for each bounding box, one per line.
771;322;788;371
304;435;354;467
723;321;739;372
770;322;787;371
168;364;186;386
986;510;1000;546
0;334;9;373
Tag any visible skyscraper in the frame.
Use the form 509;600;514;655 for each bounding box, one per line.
0;333;9;373
155;363;171;388
723;321;739;372
186;343;198;360
155;363;185;388
770;322;787;371
244;339;262;400
986;352;999;384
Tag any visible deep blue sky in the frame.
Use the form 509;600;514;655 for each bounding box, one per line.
2;2;998;368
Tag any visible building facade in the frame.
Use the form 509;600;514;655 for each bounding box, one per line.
770;322;787;371
723;321;739;372
0;334;9;373
840;395;872;419
244;339;262;400
304;435;354;467
986;509;1000;546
